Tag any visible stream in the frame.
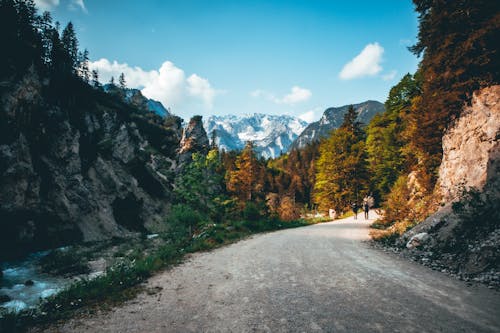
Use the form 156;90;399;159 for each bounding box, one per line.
0;251;68;313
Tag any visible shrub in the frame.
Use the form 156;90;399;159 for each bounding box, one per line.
277;196;300;221
243;202;262;222
166;204;205;240
39;248;90;276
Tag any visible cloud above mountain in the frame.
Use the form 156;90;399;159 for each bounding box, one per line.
299;107;322;123
339;43;384;80
89;58;220;115
35;0;86;12
34;0;60;10
251;86;312;105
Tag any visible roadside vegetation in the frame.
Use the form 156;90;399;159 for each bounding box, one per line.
0;212;320;332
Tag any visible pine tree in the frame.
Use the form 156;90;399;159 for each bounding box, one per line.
119;72;126;89
109;76;115;86
366;73;421;200
49;27;72;75
78;48;90;82
227;142;263;202
38;11;54;67
314;106;369;212
174;151;224;220
61;22;78;72
91;69;100;88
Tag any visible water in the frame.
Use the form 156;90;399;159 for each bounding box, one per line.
1;251;68;313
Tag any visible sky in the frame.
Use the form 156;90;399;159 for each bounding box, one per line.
35;0;420;123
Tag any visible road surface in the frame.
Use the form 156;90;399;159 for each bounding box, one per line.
47;212;500;332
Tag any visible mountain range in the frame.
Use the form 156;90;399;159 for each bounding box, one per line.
204;114;308;159
291;101;385;150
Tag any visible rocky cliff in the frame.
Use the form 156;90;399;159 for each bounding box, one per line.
0;71;184;259
438;85;500;202
399;85;500;286
179;115;210;164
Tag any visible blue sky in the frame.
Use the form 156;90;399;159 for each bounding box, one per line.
36;0;419;122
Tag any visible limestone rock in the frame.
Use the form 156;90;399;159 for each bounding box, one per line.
0;72;180;259
179;115;209;163
399;85;500;282
406;232;430;249
438;85;500;202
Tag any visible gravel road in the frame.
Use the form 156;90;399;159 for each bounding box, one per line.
47;212;500;332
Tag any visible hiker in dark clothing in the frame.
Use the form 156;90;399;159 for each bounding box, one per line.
351;202;359;220
362;194;374;219
363;201;369;219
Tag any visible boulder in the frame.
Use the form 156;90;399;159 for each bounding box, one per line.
406;232;430;249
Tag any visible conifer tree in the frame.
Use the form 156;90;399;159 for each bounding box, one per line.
61;22;78;72
91;69;100;88
78;48;90;82
314;106;368;212
119;72;126;89
227;142;263;202
366;73;421;199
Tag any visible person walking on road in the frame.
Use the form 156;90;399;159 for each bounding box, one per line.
363;200;369;219
351;202;359;220
362;194;374;219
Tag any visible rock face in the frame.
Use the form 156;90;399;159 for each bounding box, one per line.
0;72;182;259
205;114;307;159
179;115;209;163
399;85;500;286
291;100;384;150
438;85;500;202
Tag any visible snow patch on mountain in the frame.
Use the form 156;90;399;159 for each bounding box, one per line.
204;114;308;159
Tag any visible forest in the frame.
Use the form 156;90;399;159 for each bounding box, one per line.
0;0;499;330
1;0;499;243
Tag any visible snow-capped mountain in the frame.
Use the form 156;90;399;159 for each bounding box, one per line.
204;114;308;159
291;100;385;150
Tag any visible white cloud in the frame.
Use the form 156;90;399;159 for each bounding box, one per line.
299;107;322;123
339;43;384;80
282;86;312;104
69;0;87;13
36;0;86;12
186;74;217;109
251;86;312;105
89;59;220;116
382;70;397;81
34;0;60;10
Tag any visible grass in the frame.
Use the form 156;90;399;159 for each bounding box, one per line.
0;217;319;333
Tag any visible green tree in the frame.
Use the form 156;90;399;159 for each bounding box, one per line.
78;48;90;82
91;69;100;88
174;150;225;221
366;73;421;199
119;72;126;89
314;106;369;212
61;21;78;71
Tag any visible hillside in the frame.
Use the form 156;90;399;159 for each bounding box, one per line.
291;100;384;150
0;70;188;259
